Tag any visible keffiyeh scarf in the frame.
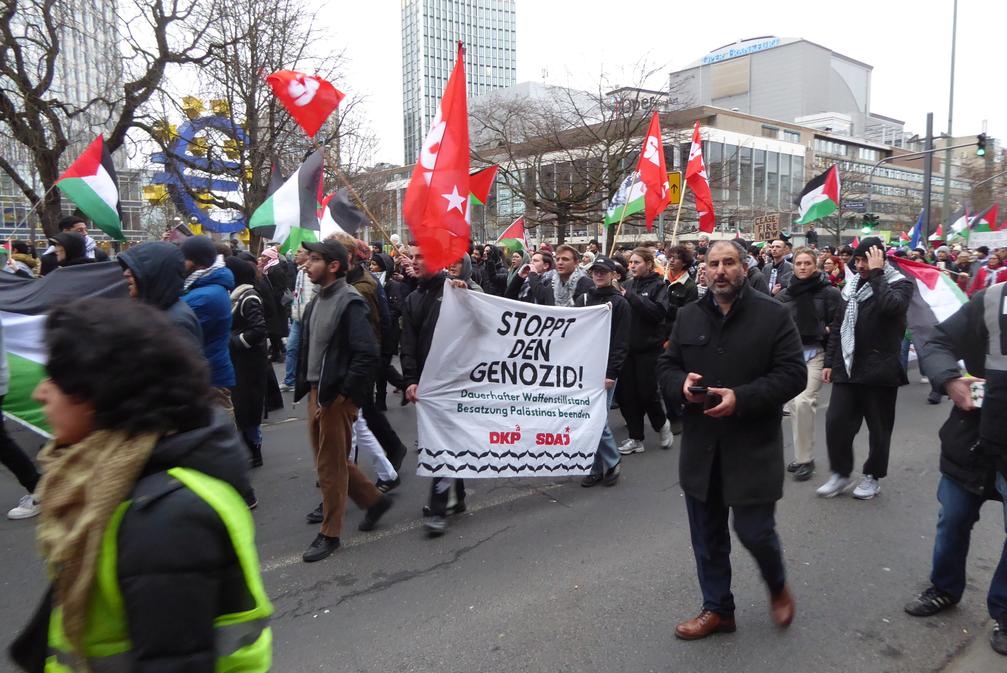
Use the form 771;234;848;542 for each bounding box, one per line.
839;262;908;374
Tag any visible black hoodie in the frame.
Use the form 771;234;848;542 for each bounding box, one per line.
11;411;256;673
118;242;203;347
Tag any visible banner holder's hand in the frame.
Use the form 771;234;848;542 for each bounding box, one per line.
406;384;420;403
947;376;982;411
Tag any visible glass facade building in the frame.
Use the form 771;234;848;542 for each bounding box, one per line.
401;0;516;164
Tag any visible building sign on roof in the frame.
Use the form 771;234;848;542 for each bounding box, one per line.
701;38;781;65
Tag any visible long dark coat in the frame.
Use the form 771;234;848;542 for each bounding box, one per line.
657;284;807;506
229;286;282;428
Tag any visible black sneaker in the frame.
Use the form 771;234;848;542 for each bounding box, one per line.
669;419;684;436
302;533;340;563
793;461;815;482
358;496;393;532
904;586;957;617
376;476;401;493
603;463;622;487
306;502;323;524
787;461;800;473
581;473;603;488
422;501;467;517
993;620;1007;655
244;489;258;510
927;390;942;405
425;515;448;537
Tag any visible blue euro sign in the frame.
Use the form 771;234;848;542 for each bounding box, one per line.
151;115;250;233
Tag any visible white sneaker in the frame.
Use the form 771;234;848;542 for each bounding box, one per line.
920;376;930;385
816;474;852;498
617;438;645;455
659;421;674;449
278;383;294;393
852;475;881;500
7;494;40;520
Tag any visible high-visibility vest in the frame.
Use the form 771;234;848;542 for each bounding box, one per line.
45;467;273;672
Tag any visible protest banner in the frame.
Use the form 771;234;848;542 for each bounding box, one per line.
969;230;1007;249
416;282;612;478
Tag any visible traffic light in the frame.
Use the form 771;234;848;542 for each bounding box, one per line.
977;133;987;157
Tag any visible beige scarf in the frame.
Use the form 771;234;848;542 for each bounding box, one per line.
35;429;158;655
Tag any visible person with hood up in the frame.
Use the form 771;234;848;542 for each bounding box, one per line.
370;252;407;410
257;247;290;363
447;252;484;291
479;245;509;296
180;236;237;399
48;233;94;269
580;250;596;271
506;249;530;287
117;241;202;347
39;216;108;276
505;250;556;305
10;298;273;673
225;258;281;469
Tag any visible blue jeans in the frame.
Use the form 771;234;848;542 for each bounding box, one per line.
283;320;302;386
930;474;1007;618
590;385;619;475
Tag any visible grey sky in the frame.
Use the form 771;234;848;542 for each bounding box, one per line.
321;0;1004;166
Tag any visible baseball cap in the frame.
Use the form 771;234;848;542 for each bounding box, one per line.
302;240;349;266
589;255;617;273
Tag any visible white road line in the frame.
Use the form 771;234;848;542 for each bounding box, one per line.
260;482;566;573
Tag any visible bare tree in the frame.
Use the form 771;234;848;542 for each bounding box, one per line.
470;67;677;246
0;0;242;237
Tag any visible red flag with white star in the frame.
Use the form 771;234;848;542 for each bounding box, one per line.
685;121;716;234
637;111;670;231
403;43;470;272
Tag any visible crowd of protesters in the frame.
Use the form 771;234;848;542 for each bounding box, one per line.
3;215;1007;662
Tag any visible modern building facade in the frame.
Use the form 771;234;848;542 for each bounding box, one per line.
401;0;516;164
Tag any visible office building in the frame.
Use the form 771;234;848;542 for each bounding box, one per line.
401;0;517;164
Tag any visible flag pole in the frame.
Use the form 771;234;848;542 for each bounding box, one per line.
330;166;396;247
670;181;690;246
10;183;59;234
608;199;632;257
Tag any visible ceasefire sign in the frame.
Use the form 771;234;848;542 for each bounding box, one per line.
667;171;682;205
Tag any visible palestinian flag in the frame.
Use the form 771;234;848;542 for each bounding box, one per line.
929;224;945;242
889;256;966;371
55;135;124;241
1;263;127;435
318;188;365;239
469;165;498;206
795;165;840;225
495;216;528;254
947;207;970;240
249;148;324;253
969;204;998;232
604;171;645;226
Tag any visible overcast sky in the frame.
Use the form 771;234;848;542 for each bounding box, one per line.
319;0;1005;166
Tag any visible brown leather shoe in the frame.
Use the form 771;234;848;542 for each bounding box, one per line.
674;610;737;640
770;585;795;627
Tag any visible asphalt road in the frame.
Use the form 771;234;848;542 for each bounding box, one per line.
2;366;1006;673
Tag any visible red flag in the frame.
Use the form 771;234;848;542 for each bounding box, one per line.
403;44;470;272
988;203;1004;231
637;111;670;231
685;121;716;234
266;70;344;138
469;165;498;205
851;236;860;248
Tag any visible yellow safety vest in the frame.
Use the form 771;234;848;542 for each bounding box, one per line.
45;467;273;672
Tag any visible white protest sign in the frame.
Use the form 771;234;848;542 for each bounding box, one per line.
416;282;611;478
970;231;1007;249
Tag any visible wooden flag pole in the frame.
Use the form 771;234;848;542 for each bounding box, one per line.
670;180;690;246
330;166;396;247
608;200;633;257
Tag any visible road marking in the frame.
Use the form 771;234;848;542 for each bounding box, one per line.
260;482;566;573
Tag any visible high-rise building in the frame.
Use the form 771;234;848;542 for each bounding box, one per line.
401;0;517;164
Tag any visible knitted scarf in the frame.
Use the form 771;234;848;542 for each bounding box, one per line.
183;254;225;293
787;272;829;342
840;263;908;374
36;430;158;655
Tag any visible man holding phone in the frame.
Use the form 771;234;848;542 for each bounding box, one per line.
657;240;807;640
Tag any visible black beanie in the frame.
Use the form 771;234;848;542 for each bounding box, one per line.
179;236;218;268
853;236;885;259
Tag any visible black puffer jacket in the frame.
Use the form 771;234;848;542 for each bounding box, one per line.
11;412;257;673
118;242;203;347
622;272;668;353
776;273;842;349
